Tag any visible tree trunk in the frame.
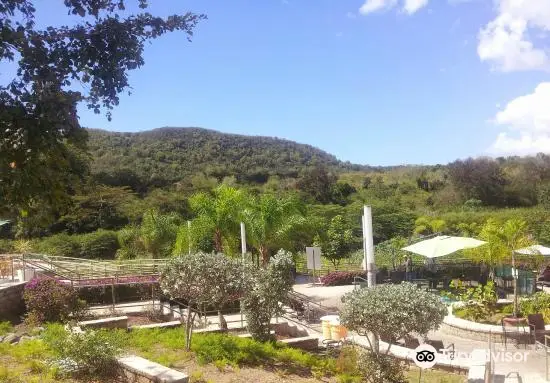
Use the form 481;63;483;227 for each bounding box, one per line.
218;310;228;331
260;245;269;266
214;229;223;253
185;304;193;351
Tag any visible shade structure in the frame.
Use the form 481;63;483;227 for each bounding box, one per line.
402;235;486;259
0;220;9;227
515;245;550;256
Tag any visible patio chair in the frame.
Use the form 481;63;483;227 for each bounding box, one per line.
501;317;528;349
426;339;455;360
527;314;550;350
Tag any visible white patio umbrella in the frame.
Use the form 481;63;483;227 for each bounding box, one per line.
515;245;550;256
401;235;487;259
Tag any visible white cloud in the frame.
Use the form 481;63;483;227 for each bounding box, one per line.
403;0;429;14
359;0;428;15
346;11;357;19
478;0;550;72
489;82;550;155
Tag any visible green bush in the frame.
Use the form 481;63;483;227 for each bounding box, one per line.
457;281;497;322
0;239;14;253
33;230;119;259
191;333;278;365
78;230;119;259
24;278;86;324
0;321;13;336
357;351;407;383
43;324;121;377
34;233;80;258
520;292;550;321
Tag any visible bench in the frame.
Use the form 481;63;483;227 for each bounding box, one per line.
129;321;182;330
118;355;189;383
78;316;128;330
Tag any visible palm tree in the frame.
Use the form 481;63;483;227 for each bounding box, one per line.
189;185;246;254
243;194;305;266
469;218;533;316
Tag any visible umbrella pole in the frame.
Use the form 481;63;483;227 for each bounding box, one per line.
512;252;518;317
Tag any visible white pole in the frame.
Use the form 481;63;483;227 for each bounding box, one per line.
240;222;246;327
187;220;191;255
364;205;376;287
240;222;246;260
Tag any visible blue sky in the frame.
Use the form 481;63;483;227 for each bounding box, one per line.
4;0;550;166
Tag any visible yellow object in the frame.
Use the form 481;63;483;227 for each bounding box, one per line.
330;320;348;341
320;315;339;340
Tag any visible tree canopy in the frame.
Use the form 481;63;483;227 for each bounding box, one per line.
0;0;205;211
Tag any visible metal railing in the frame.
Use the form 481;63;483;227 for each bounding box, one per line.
287;291;337;323
0;253;167;287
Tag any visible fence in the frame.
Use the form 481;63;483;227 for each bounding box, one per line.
0;253;167;287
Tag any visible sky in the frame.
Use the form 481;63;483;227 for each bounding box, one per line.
3;0;550;166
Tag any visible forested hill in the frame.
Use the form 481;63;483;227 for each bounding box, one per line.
87;127;372;187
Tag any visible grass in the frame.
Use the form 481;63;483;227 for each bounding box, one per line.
0;325;466;382
0;339;61;383
117;328;338;376
406;366;465;382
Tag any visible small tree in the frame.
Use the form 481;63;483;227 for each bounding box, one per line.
160;252;247;350
321;215;354;268
340;283;446;354
243;194;305;265
189;185;246;255
466;218;532;316
374;236;408;271
242;249;294;341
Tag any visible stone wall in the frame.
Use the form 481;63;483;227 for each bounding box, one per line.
0;282;26;321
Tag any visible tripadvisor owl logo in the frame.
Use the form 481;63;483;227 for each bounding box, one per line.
413;344;438;369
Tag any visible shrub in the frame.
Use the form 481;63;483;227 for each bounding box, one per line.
341;283;446;347
189;332;335;376
78;230;119;259
43;324;121;377
243;249;294;341
24;278;86;324
0;321;13;336
520;292;550;321
457;281;497;322
357;351;407;383
33;231;119;259
321;271;367;286
34;234;81;258
0;239;14;253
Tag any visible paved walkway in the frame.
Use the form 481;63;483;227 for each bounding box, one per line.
294;283;549;383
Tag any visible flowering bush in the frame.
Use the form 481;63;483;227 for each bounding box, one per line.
321;271;367;286
24;278;86;324
340;283;446;349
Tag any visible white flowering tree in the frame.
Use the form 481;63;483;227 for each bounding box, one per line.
340;283;446;354
243;249;294;341
160;252;247;350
